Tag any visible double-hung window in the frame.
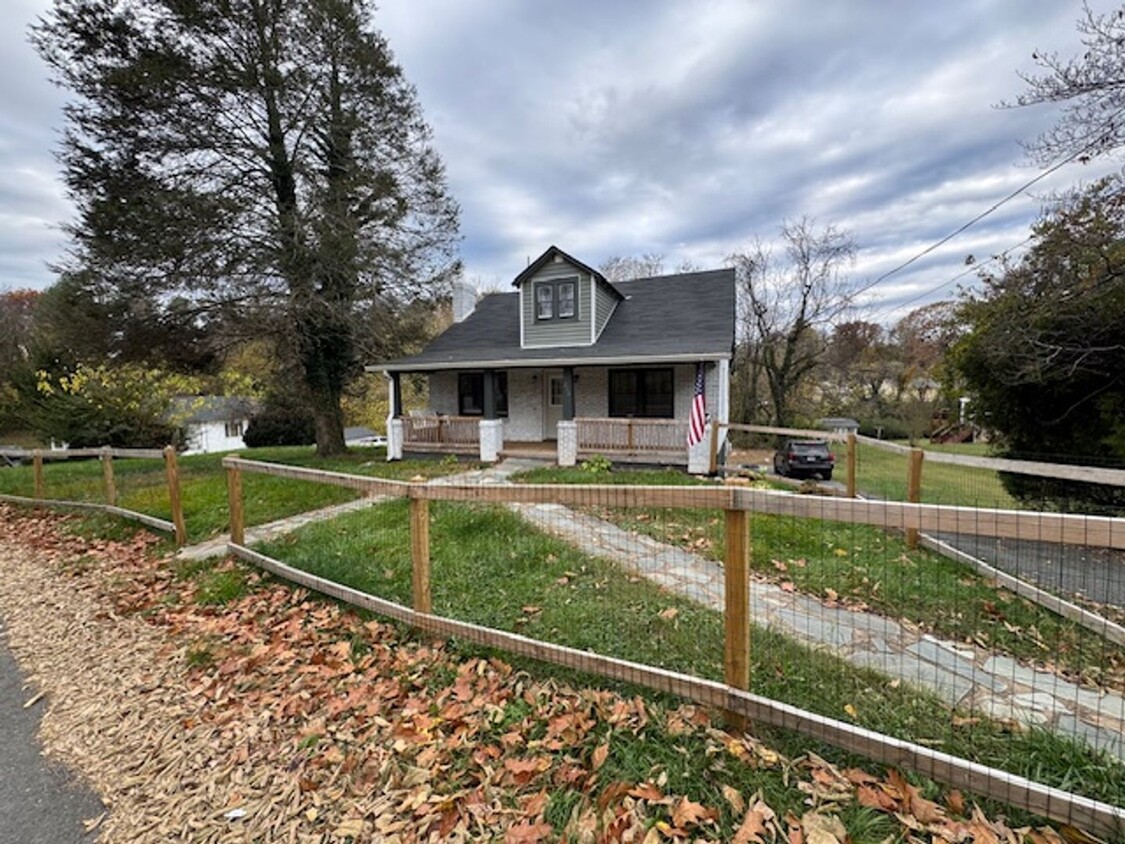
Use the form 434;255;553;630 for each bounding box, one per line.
534;278;578;321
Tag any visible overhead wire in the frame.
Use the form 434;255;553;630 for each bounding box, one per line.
850;103;1125;310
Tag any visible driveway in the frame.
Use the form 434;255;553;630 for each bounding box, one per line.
0;620;105;843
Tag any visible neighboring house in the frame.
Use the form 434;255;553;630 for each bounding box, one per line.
369;246;735;471
820;417;859;436
172;396;258;455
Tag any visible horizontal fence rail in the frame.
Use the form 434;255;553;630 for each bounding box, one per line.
222;456;1125;836
1;445;186;545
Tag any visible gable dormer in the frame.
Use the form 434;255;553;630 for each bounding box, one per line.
513;246;623;349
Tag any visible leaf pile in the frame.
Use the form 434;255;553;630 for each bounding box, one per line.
0;505;1086;842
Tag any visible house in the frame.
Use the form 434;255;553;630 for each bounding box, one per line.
171;396;258;455
369;246;735;471
345;426;387;448
820;417;859;436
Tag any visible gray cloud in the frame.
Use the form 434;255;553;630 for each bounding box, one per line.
4;0;1119;325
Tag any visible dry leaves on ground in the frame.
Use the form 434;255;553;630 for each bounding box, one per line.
0;505;1082;842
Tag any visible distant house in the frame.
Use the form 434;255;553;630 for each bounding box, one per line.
345;426;387;447
172;396;259;455
820;417;859;436
368;246;735;471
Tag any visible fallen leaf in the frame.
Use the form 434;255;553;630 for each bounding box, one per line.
658;607;679;621
801;811;846;844
721;784;745;815
843;703;858;719
672;797;715;829
592;742;609;771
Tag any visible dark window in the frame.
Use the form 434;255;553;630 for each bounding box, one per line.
458;372;508;417
533;277;579;321
608;368;674;418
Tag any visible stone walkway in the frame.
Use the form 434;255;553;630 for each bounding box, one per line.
175;458;1125;760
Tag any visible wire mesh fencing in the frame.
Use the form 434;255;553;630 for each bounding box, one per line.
223;455;1125;834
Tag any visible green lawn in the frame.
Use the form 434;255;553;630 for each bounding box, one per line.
0;447;477;543
854;441;1018;508
253;499;1125;810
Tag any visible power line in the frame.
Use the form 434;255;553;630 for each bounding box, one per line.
849;104;1125;302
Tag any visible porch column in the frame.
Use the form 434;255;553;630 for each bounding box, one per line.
483;369;496;420
391;372;403;418
479;369;503;462
561;367;575;421
385;372;403;461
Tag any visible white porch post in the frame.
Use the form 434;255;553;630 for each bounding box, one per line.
688;423;711;474
479;419;504;462
385;372;403;461
557;420;577;467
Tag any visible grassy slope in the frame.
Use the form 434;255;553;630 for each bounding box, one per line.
255;500;1125;809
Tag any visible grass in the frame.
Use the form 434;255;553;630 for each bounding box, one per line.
0;446;478;543
855;441;1018;508
254;499;1125;810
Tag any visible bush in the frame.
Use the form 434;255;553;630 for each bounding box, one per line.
857;416;911;441
243;401;315;447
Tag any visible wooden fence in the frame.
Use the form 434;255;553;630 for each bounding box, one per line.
0;446;186;545
220;455;1125;837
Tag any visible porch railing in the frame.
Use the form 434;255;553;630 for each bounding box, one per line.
402;415;480;450
576;417;687;454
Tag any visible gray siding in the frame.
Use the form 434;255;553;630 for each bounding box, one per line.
521;263;593;347
594;280;618;339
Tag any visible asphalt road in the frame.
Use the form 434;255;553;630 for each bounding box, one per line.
931;532;1125;609
0;620;105;844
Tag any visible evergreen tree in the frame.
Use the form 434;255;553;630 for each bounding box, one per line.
33;0;460;455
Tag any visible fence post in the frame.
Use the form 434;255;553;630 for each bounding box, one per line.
163;446;187;546
410;490;432;614
32;450;44;500
846;433;857;498
226;463;244;546
906;447;924;549
724;506;750;730
101;446;117;506
708;422;721;475
627;419;635;451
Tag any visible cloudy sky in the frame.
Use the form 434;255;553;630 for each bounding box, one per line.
2;0;1119;323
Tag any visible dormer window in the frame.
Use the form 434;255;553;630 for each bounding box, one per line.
534;277;578;321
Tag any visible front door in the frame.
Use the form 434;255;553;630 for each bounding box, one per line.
543;370;563;440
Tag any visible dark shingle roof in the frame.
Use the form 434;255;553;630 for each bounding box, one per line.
171;396;259;424
375;268;735;371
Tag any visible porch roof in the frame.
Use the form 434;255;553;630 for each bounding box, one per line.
370;269;735;374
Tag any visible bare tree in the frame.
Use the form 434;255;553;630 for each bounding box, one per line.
1008;3;1125;163
599;254;666;282
729;218;857;428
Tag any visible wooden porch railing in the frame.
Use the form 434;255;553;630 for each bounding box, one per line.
577;417;687;453
402;415;480;449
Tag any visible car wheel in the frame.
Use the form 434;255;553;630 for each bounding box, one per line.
823;470;833;481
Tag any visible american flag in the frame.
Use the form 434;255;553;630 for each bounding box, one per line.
687;362;707;447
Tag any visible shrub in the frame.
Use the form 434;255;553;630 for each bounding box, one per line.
243;399;315;447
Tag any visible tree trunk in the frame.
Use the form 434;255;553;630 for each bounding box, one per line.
310;384;347;456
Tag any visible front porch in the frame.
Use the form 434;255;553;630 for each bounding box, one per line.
382;361;727;473
396;414;693;465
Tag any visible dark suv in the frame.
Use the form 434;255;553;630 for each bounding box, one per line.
773;439;834;480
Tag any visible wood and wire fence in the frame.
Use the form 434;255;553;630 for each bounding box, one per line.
0;446;186;545
222;455;1125;837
